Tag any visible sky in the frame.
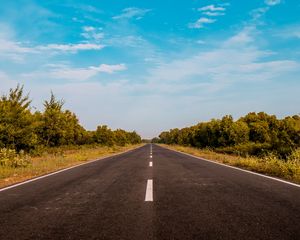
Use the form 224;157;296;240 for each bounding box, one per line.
0;0;300;138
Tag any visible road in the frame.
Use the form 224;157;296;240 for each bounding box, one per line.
0;144;299;240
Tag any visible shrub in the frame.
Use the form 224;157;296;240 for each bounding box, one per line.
0;148;31;168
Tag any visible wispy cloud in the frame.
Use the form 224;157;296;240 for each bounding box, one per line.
38;43;105;52
198;5;225;12
189;18;216;29
68;4;103;14
81;26;104;41
251;0;282;22
112;7;151;20
202;11;225;17
0;39;36;54
224;27;255;46
265;0;281;6
0;39;38;62
273;24;300;39
190;4;227;29
144;27;299;95
0;37;105;62
50;63;127;81
93;64;127;73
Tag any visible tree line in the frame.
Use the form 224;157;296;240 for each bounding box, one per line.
154;112;300;158
0;85;141;153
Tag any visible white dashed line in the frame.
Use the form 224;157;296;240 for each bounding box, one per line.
149;162;153;167
145;179;153;201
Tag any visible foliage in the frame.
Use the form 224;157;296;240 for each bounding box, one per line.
0;85;142;165
37;92;86;147
0;85;38;151
0;148;31;168
156;112;300;159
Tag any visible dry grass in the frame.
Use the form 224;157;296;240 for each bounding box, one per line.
0;144;143;188
161;144;300;184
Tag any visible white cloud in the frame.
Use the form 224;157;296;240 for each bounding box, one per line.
198;5;225;12
0;39;34;54
144;27;300;95
83;26;95;32
0;37;105;61
38;43;105;52
0;39;38;62
112;7;151;20
0;23;105;62
192;4;226;29
81;26;104;41
91;64;127;73
189;18;216;29
224;27;255;46
202;11;225;17
265;0;281;6
49;63;127;81
273;25;300;39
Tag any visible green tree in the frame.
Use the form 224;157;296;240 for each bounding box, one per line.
38;92;85;147
0;85;38;151
113;129;128;146
93;125;114;146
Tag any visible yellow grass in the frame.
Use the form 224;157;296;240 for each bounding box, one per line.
161;144;300;184
0;144;143;188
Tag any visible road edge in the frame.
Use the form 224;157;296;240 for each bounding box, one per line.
157;144;300;188
0;144;145;192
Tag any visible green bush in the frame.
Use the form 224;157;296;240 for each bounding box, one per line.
216;142;272;157
0;148;31;168
157;112;300;159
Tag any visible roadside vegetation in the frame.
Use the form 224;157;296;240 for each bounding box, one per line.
0;85;142;187
154;112;300;183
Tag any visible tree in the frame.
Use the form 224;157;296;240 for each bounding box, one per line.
38;92;85;147
93;125;114;146
113;129;128;146
0;85;38;151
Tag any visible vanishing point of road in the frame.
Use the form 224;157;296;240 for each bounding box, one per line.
0;144;299;240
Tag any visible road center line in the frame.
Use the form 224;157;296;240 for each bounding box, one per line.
145;179;153;201
149;161;153;167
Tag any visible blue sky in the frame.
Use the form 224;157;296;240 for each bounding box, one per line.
0;0;300;138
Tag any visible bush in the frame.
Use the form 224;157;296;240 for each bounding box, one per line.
216;142;272;157
288;148;300;162
157;112;300;159
0;148;31;168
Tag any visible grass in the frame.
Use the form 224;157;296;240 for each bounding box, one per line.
0;144;143;188
161;144;300;184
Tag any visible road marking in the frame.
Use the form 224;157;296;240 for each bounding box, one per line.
0;145;144;193
150;155;152;158
149;162;153;167
145;179;153;201
159;145;300;188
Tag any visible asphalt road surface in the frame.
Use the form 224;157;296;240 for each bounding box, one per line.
0;144;299;240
